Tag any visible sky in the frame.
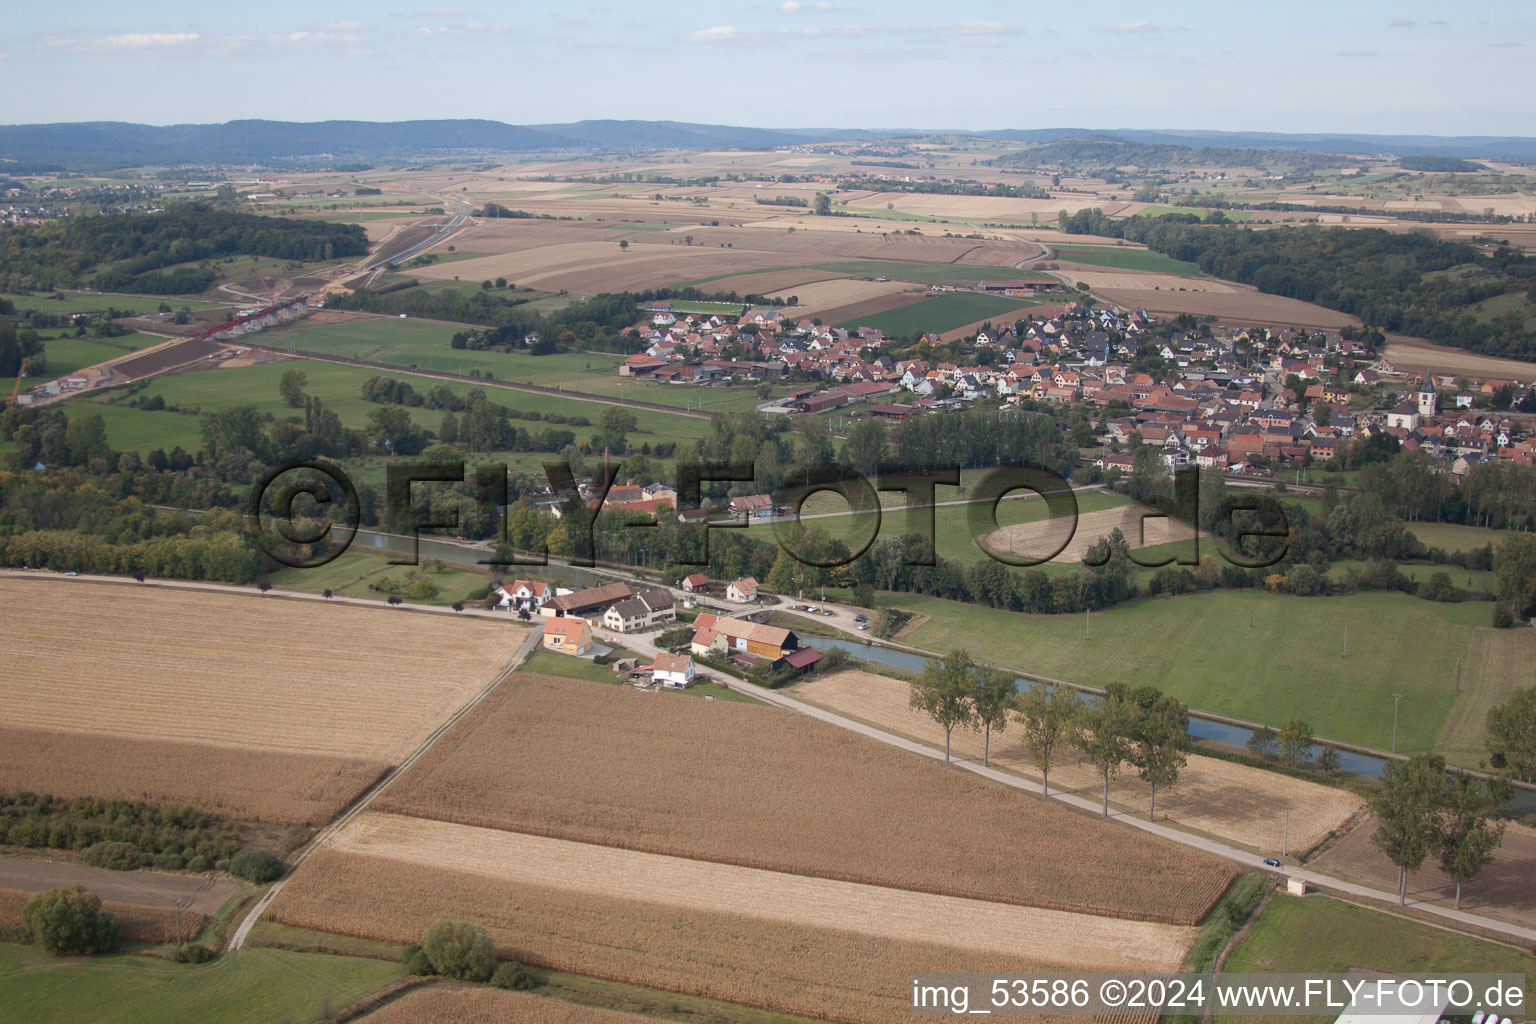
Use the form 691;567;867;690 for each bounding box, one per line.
2;1;1534;137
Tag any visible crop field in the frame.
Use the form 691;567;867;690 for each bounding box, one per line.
788;670;1364;853
39;337;158;378
271;813;1196;1024
1310;817;1536;930
0;579;527;823
882;588;1513;759
0;292;229;316
835;291;1043;335
1382;337;1536;385
374;673;1235;924
979;502;1201;565
1095;286;1359;329
0;888;207;945
363;986;659;1024
812;260;1053;287
0;944;404;1024
1051;244;1201;276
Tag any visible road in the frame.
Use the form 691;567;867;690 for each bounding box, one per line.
360;192;473;271
9;569;1533;945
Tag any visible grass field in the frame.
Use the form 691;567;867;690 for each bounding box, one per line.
1051;244;1201;276
813;260;1053;287
1131;205;1253;222
835;291;1042;334
0;292;228;316
38;336;156;377
1404;520;1525;555
266;550;495;608
374;673;1235;924
0;944;403;1024
0;578;526;823
1219;895;1532;1023
883;588;1519;759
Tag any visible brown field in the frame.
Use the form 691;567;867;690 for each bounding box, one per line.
1096;287;1359;329
1064;271;1236;293
1384;336;1536;384
272;813;1195;1024
765;277;913;311
0;887;207;944
0;727;384;826
701;266;849;296
842;192;1105;221
362;985;655;1024
0;857;239;916
981;503;1201;565
0;579;526;822
788;671;1364;853
1311;816;1536;930
374;673;1235;924
938;305;1048;343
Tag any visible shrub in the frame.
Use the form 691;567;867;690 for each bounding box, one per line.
228;849;283;883
491;961;541;991
80;841;144;871
22;886;120;956
1493;604;1517;629
422;919;495;982
401;943;434;976
152;852;184;871
185;855;210;873
176;943;216;963
214;859;231;873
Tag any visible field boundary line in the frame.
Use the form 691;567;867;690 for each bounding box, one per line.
227;625;541;952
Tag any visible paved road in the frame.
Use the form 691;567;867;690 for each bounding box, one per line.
361;193;472;270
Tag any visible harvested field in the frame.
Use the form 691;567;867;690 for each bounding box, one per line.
1384;336;1536;384
272;813;1196;1024
0;887;206;944
1310;816;1536;930
1095;287;1358;329
0;858;239;916
1063;271;1234;293
788;671;1363;853
692;267;848;296
981;503;1200;565
363;986;654;1024
0;579;527;823
374;674;1235;924
412;240;791;294
809;291;928;328
107;338;225;381
767;277;912;312
0;727;387;826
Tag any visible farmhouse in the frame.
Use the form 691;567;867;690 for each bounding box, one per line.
493;579;553;613
726;577;760;603
690;612;799;662
600;587;677;633
648;652;696;689
542;582;632;619
680;573;708;592
542;617;593;657
728;494;776;519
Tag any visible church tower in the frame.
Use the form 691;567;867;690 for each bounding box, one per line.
1417;372;1437;418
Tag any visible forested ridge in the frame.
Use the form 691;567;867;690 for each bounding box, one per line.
0;204;369;294
1061;210;1536;358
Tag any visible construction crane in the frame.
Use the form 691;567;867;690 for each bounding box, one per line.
252;266;276;304
10;367;23;403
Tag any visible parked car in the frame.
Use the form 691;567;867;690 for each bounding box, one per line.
1262;858;1281;868
64;571;79;577
822;609;835;616
858;624;869;631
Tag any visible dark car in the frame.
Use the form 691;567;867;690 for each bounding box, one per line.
1262;858;1281;868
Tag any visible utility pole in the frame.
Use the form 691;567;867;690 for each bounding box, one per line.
1342;624;1347;657
1391;693;1403;754
1085;607;1090;639
1282;809;1291;856
1454;660;1462;695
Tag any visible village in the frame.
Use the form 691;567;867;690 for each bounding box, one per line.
619;297;1536;478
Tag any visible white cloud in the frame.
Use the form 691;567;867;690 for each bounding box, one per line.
778;1;858;12
1093;20;1164;34
273;30;365;46
1388;18;1417;28
403;21;513;38
935;20;1013;36
682;25;742;42
681;23;864;43
46;32;203;52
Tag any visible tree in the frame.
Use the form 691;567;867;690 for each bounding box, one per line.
451;601;464;613
230;848;283;882
279;368;308;409
1486;686;1536;782
909;648;977;762
1316;745;1342;774
1247;724;1278;760
1278;719;1315;767
1015;680;1080;795
593;406;638;454
1075;685;1136;815
1434;774;1506;909
1130;693;1190;820
1494;535;1536;619
619;239;629;251
422;919;496;982
1370;754;1449;904
842;418;888;478
970;665;1014;767
22;886;120;955
813;192;831;216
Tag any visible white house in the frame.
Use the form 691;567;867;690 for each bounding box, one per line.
494;579;553;613
726;577;760;603
650;652;696;689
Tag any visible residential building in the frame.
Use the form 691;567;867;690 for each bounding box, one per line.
542;617;592;656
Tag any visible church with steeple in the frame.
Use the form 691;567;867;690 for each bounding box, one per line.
1417;372;1437;419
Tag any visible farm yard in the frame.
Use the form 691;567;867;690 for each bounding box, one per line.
373;673;1236;924
270;812;1198;1024
786;670;1364;854
0;578;528;823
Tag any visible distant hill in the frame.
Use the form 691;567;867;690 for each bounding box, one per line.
1;119;1534;170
